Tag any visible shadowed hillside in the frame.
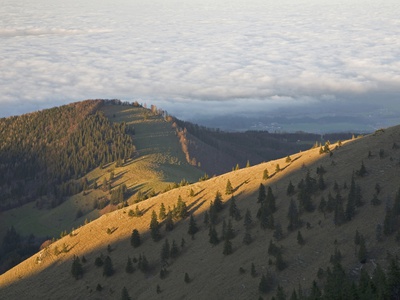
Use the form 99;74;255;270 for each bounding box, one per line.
1;124;400;299
173;118;357;176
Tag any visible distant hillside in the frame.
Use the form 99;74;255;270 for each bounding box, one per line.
0;99;134;211
173;118;356;175
2;124;400;299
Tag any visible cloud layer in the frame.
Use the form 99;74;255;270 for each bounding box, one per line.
1;0;399;126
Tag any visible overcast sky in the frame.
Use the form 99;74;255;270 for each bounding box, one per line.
1;0;399;127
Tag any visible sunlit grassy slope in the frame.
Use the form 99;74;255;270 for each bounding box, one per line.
2;125;400;299
0;104;202;239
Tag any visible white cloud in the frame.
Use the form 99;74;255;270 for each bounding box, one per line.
0;0;399;125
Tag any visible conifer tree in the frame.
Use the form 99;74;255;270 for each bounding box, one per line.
393;187;400;215
334;193;345;226
358;236;367;263
371;194;381;206
170;239;179;258
188;214;199;238
130;229;141;248
276;285;287;300
225;179;233;195
159;203;166;220
276;252;287;271
229;196;241;221
121;287;131;300
71;256;83;280
273;223;283;241
103;256;114;277
209;225;219;245
259;274;272;293
160;239;170;263
225;219;235;240
184;272;191;283
384;207;395;236
214;191;224;212
257;183;266;204
209;201;218;225
243;230;252;245
275;164;281;173
266;186;276;212
203;210;210;226
287;199;301;231
223;238;233;255
150;210;161;241
125;256;134;274
165;211;174;232
287;180;295;196
244;208;253;230
263;168;269;180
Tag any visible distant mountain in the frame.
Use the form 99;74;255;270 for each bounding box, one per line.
1;118;400;299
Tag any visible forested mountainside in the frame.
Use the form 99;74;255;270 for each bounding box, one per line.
0;100;134;211
2;124;400;300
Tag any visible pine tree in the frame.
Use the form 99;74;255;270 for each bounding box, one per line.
170;240;179;258
225;219;235;240
243;230;252;245
273;223;283;241
175;195;188;219
393;187;400;215
358;236;367;263
371;194;381;206
209;201;218;225
150;210;161;241
266;186;276;212
259;274;272;293
130;229;141;248
165;211;174;232
275;164;281;173
225;179;233;195
223;238;233;255
287;180;295;196
103;256;114;277
244;208;253;230
229;196;241;221
276;285;287;300
71;256;83;279
287;199;301;231
203;210;210;226
184;272;191;283
125;256;134;274
384;207;395;236
160;239;170;262
188;214;199;238
276;252;287;271
263;168;269;180
334;193;345;226
257;183;266;204
159;202;166;220
121;287;131;300
209;225;219;245
345;188;356;221
214;191;223;212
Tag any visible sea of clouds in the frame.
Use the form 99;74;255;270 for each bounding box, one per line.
1;0;399;124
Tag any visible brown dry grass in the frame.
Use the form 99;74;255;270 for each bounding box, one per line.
1;126;400;299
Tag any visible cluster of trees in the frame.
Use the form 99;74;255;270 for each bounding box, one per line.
0;100;136;211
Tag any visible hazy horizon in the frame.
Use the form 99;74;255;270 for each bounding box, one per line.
1;0;399;131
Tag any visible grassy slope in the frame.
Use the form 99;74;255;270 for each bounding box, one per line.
0;104;202;239
1;125;400;299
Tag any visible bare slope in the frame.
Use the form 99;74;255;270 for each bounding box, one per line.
1;126;400;299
